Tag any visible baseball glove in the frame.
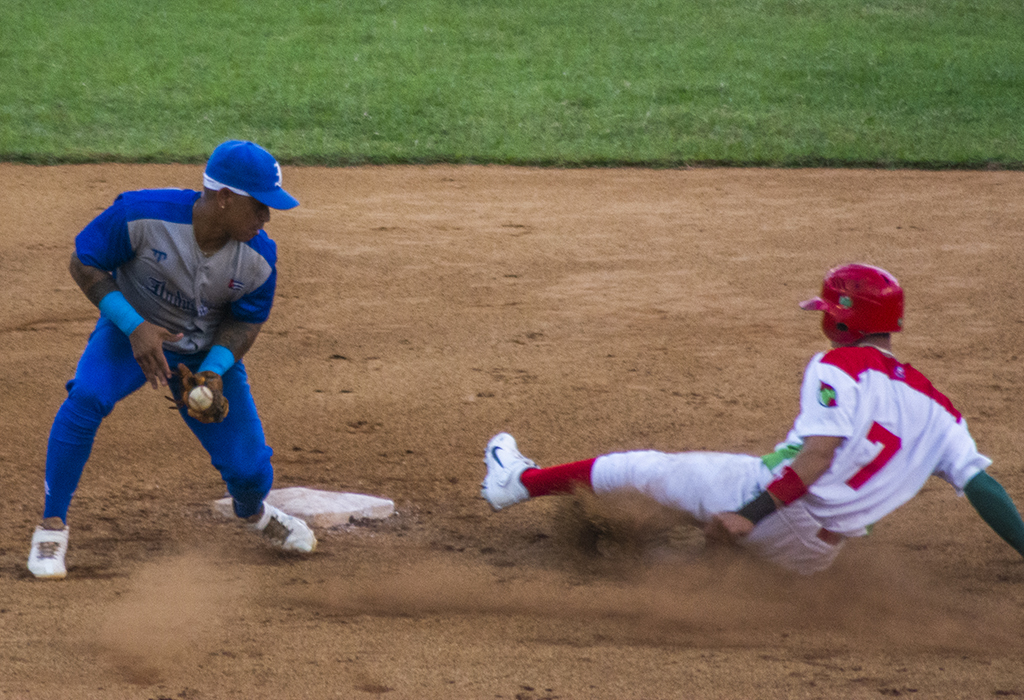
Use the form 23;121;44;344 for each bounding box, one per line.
176;364;229;423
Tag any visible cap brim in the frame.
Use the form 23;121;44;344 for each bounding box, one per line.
251;187;300;210
799;297;829;311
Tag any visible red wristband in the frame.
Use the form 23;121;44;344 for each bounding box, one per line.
766;466;808;505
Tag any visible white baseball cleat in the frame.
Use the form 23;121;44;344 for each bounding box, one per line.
248;503;317;553
481;432;535;510
28;521;69;580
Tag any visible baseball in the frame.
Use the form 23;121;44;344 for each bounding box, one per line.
187;385;214;411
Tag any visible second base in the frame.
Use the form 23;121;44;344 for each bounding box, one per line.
213;487;395;528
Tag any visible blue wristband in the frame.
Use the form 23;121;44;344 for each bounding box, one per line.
198;344;235;375
98;291;145;336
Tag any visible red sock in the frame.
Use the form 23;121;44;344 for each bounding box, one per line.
520;458;596;497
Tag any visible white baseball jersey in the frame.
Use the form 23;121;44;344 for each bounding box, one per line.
589;344;991;573
75;189;277;354
780;346;990;536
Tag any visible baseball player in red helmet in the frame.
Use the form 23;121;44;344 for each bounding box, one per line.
481;263;1024;574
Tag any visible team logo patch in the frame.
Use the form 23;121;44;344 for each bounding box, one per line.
817;382;838;407
228;279;245;291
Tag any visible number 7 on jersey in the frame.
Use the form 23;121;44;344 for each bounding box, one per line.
847;422;901;490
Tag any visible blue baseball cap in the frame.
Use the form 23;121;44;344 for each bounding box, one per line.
204;140;299;210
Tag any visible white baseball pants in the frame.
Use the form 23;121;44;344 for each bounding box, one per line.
590;451;845;574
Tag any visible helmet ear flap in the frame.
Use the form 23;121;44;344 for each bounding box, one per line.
804;263;904;344
821;311;860;345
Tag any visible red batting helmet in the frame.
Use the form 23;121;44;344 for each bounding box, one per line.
800;263;904;345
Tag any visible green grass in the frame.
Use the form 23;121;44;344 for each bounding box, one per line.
1;0;1022;166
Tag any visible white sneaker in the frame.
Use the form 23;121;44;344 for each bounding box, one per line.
481;432;535;510
28;522;69;580
248;503;317;553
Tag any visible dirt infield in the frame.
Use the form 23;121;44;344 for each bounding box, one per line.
2;164;1023;699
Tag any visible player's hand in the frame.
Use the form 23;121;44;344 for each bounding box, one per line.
129;321;184;388
703;512;755;547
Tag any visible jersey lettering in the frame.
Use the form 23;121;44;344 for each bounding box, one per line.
145;277;197;313
847;422;901;489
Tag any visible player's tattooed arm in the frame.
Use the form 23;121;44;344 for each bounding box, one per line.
211;317;264;362
69;252;119;306
70;253;183;388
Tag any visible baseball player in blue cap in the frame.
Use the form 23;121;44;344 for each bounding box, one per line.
28;140;316;580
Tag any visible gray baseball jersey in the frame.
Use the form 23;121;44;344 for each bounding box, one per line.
75;188;277;354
